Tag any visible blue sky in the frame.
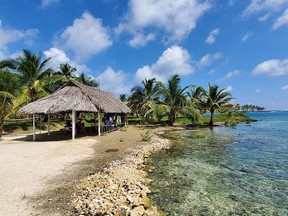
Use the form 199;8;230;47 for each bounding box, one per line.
0;0;288;110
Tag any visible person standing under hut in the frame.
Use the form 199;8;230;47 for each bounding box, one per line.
77;118;86;133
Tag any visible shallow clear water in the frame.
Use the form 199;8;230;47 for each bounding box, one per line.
147;112;288;216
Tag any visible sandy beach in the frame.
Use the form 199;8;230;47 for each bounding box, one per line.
0;126;171;215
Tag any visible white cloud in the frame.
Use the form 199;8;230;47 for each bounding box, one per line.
40;0;60;8
242;0;288;29
55;12;112;63
242;0;288;17
242;32;253;42
96;67;132;95
252;59;288;76
258;13;270;21
281;85;288;90
117;0;211;44
135;45;194;82
225;85;233;92
128;33;156;47
205;28;220;44
256;88;261;93
217;70;240;82
208;69;216;74
199;52;222;67
0;20;38;52
44;47;90;74
272;8;288;29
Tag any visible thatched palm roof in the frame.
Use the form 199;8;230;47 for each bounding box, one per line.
18;80;131;114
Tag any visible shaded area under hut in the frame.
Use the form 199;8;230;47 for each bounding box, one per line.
18;80;130;140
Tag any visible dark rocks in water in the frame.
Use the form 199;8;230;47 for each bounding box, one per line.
228;194;238;201
240;167;263;174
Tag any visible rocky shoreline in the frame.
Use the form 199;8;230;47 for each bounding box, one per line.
72;132;171;215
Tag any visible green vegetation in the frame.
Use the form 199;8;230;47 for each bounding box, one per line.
0;49;99;137
140;130;152;141
1;49;258;136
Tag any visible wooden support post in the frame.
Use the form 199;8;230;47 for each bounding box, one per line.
98;111;101;136
33;114;36;141
94;113;97;131
72;110;76;140
48;114;50;136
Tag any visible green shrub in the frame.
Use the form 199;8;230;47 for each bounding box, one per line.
141;130;152;141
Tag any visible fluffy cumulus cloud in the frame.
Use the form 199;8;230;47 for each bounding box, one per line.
128;33;156;47
135;46;194;82
242;0;288;29
281;85;288;90
252;59;288;76
44;47;90;74
40;0;60;8
0;20;38;53
96;67;132;95
117;0;211;44
55;12;112;63
205;28;220;44
217;70;240;82
199;52;222;67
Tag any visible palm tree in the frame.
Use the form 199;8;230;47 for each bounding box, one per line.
202;84;233;126
15;49;54;102
76;73;98;87
0;70;20;137
159;74;190;126
187;85;206;114
119;94;127;102
56;63;76;80
44;63;77;93
128;78;160;121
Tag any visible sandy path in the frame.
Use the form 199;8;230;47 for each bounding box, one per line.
0;135;96;216
0;126;162;215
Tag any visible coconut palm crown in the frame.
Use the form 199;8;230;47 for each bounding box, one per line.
15;49;54;102
203;84;233;126
159;74;190;126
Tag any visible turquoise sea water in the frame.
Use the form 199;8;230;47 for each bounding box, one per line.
147;112;288;215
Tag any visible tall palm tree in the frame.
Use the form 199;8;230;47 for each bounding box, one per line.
128;78;160;121
44;63;77;93
56;63;76;80
187;85;206;114
159;74;190;126
202;84;233;126
76;73;98;87
15;49;54;102
0;70;20;137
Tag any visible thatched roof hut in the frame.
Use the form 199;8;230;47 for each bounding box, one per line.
19;79;130;114
18;80;130;140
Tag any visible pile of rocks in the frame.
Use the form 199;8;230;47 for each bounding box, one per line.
72;134;170;216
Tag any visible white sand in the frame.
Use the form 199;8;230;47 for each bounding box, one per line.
0;134;96;216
